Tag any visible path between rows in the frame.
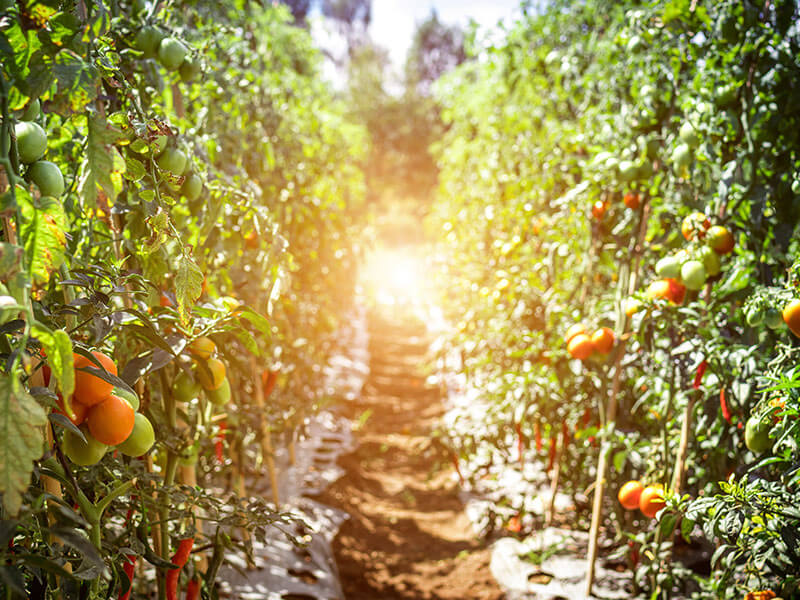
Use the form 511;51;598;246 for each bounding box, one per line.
316;309;505;600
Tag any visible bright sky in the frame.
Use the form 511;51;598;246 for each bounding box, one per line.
312;0;524;86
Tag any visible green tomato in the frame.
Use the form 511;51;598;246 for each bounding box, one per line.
156;147;187;175
158;37;189;71
21;99;40;121
117;413;155;457
62;426;108;466
746;304;764;327
174;370;201;403
697;245;721;277
764;307;784;329
744;416;771;454
681;260;707;291
113;385;140;411
15;121;47;164
671;142;692;170
679;121;699;147
618;159;638;182
181;173;203;201
27;160;64;197
715;84;737;107
0;295;21;325
206;377;231;406
178;444;198;466
135;26;165;59
179;58;201;82
655;255;682;279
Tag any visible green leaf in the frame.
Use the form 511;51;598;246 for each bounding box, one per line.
175;256;204;324
53;50;98;112
236;306;272;337
17;188;68;287
0;372;48;516
31;324;74;397
81;115;125;206
681;517;694;542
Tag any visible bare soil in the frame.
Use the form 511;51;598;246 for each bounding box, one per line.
316;310;505;600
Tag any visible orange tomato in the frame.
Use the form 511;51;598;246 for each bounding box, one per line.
197;357;226;390
783;299;800;338
744;591;776;600
56;395;89;426
188;336;216;360
565;323;587;344
591;327;615;354
618;480;644;510
73;351;117;407
86;394;135;446
681;212;711;241
159;292;173;307
707;225;735;255
646;279;685;305
591;200;608;220
623;192;640;210
639;484;666;518
624;297;643;317
567;333;594;360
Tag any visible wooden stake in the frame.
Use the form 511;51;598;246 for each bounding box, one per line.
585;201;651;597
250;355;279;507
545;434;563;527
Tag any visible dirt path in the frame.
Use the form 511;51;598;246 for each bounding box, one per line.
316;310;505;600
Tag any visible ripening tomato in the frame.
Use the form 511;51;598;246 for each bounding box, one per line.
707;225;734;255
618;480;644;510
591;200;608;220
591;327;615;354
623;192;640;210
639;484;666;518
782;299;800;338
681;212;711;241
567;333;594;360
564;323;587;344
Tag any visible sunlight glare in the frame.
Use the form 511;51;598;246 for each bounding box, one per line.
362;248;428;307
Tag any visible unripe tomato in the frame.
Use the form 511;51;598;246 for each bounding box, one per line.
117;413;155;457
158;37;189;71
113;385;140;411
678;121;699;147
744;416;771;454
156;147;187;175
681;212;710;241
745;304;764;327
21;99;40;121
655;255;681;279
15;121;47;164
28;160;64;197
697;245;721;277
135;26;165;59
671;143;692;174
62;426;108;466
179;58;201;82
639;484;665;518
197;358;226;390
178;444;198;466
618;159;638;182
189;336;215;359
707;225;734;254
781;299;800;338
206;377;231;406
624;297;643;317
764;307;784;330
174;371;202;403
181;173;203;201
618;480;643;510
564;323;587;344
680;260;707;291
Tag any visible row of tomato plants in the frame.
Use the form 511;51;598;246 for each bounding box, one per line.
0;1;365;598
429;0;799;598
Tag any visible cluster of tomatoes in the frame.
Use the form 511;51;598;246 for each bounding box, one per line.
625;212;735;316
175;336;231;407
564;323;616;361
55;351;155;466
13;101;65;199
617;480;666;519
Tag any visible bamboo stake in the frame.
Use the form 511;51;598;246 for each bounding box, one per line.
585;201;650;596
545;433;563;527
251;355;279;507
